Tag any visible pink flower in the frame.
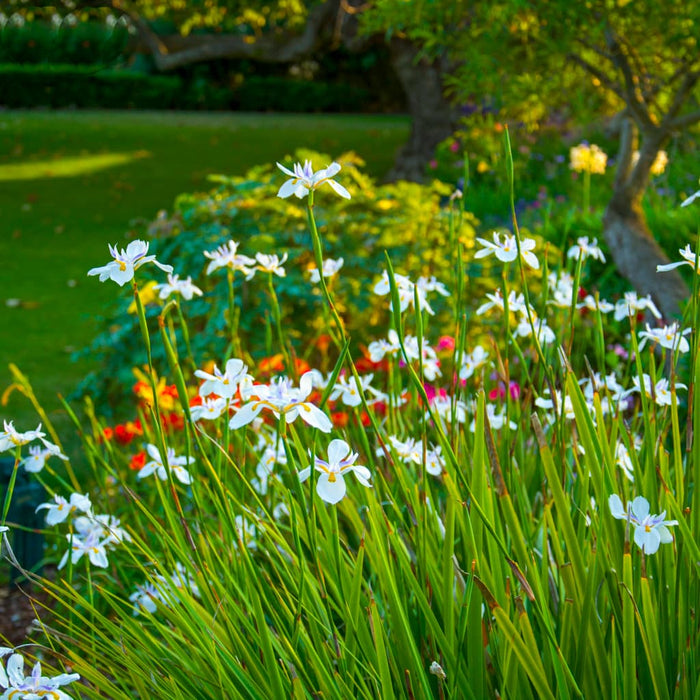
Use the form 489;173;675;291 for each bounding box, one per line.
437;335;455;351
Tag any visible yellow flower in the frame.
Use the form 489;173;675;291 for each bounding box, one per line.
569;143;607;174
127;280;159;314
631;149;668;176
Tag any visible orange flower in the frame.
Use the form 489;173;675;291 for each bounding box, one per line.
315;334;332;353
129;451;146;471
163;412;185;432
133;377;179;412
115;419;143;445
331;411;349;428
258;354;285;374
294;357;311;375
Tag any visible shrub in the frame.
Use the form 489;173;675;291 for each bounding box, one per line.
72;150;486;416
0;16;130;65
234;75;371;113
0;64;232;110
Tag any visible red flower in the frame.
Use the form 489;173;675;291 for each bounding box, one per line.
332;411;349;428
129;451;146;471
114;419;143;445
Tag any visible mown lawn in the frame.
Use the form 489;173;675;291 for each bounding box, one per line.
0;110;410;439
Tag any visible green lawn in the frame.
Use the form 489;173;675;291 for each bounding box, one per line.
0;110;410;440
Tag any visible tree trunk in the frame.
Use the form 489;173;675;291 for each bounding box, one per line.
384;38;457;183
603;118;689;320
603;202;689;320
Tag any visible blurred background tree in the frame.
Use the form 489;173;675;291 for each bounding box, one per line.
7;0;700;316
364;0;700;315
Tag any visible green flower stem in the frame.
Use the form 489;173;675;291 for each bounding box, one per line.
0;446;21;525
136;283;195;553
305;193;394;464
306;193;344;348
567;253;585;357
226;268;242;357
503;128;556;402
266;272;297;381
175;300;196;371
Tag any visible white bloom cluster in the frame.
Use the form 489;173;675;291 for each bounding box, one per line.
36;492;130;570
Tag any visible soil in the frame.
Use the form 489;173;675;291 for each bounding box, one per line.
0;582;50;646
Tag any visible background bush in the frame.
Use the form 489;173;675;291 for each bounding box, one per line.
72;150;492;416
0;15;129;65
0;64;196;109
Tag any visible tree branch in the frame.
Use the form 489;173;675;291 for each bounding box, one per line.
612;112;635;194
660;68;700;130
668;107;700;131
114;0;341;71
604;27;655;131
567;52;624;102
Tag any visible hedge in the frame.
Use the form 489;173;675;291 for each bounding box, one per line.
234;76;370;113
0;64;373;112
0;64;187;109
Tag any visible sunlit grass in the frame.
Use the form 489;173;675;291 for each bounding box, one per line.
0;110;410;448
0;151;151;181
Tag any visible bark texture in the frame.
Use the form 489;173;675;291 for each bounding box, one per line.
384;38;457;183
603;202;689;320
603;117;690;320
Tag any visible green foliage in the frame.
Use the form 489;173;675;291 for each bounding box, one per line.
6;148;700;697
235;75;370;112
0;64;212;110
0;15;129;65
73;150;480;416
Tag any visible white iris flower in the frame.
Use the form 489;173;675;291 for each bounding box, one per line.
88;239;172;286
299;439;371;504
276;160;351;200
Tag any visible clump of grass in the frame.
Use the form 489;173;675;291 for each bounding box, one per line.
1;132;698;698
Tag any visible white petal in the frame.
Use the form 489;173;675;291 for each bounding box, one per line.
298;467;311;483
680;190;700;207
657;525;674;544
276;162;297;178
522;251;540;269
327;439;350;466
324;162;341;177
126;240;148;258
636;526;660;554
88;547;109;568
350;465;372;487
316;473;346;504
327;179;351;199
608;494;626;519
229;402;264;429
153;260;174;274
87;263;110;278
111;265;134;286
7;653;25;686
656;261;686;272
277;179;299;199
630;496;650;520
298;404;333;433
